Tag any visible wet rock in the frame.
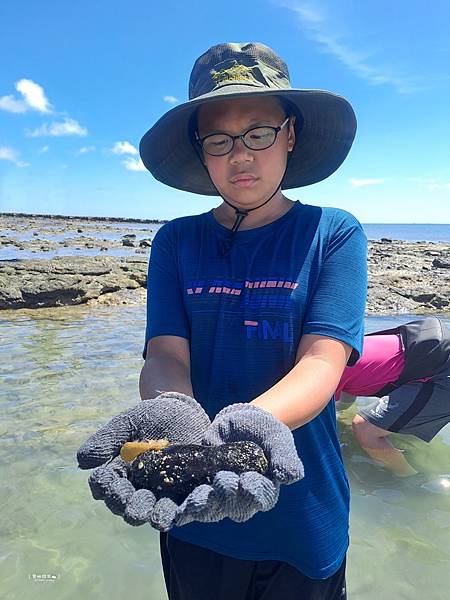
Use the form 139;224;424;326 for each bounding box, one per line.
0;256;147;309
433;258;450;269
365;240;450;315
122;238;135;247
139;238;152;248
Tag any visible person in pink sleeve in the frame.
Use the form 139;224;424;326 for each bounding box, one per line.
336;316;450;475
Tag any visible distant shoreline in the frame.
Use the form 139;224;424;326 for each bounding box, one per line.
0;212;167;225
2;212;448;228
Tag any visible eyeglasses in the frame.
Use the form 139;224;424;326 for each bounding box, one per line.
196;116;290;157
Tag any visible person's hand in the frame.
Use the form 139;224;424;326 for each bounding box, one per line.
199;403;304;522
77;392;211;469
76;392;213;528
86;454;228;531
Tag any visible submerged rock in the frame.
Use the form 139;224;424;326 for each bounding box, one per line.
128;441;268;503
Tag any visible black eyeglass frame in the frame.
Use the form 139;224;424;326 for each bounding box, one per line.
195;116;291;157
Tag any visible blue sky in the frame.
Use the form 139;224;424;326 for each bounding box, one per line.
1;0;449;223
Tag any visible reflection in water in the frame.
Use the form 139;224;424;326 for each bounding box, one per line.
1;307;449;600
421;476;450;494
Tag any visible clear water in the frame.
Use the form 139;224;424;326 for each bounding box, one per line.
0;246;150;261
1;307;449;600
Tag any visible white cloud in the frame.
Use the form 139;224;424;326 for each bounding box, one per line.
0;78;51;113
0;95;28;113
164;95;179;104
16;79;51;113
77;145;96;155
427;182;450;191
0;145;29;167
351;178;384;188
38;145;49;154
406;177;450;191
0;146;19;162
111;141;138;155
122;157;146;171
274;1;420;93
27;117;88;137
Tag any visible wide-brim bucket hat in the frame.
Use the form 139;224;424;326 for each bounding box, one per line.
139;42;357;196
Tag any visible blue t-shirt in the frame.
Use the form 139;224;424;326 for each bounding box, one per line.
143;201;367;578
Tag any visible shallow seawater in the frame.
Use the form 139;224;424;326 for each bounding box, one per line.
1;307;449;600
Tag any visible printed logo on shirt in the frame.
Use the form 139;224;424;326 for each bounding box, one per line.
244;319;293;342
185;276;299;344
186;277;298;300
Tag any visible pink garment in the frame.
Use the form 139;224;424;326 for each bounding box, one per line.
335;334;405;401
335;333;431;401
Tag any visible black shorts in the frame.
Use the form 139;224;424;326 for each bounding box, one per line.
160;532;347;600
358;367;450;442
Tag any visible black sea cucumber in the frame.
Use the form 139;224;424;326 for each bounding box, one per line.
127;441;268;503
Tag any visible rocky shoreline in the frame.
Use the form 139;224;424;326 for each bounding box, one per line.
1;214;449;314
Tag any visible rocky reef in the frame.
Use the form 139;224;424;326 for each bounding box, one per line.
0;214;449;314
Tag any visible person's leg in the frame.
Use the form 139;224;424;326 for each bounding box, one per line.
248;556;347;600
159;532;255;600
352;414;417;476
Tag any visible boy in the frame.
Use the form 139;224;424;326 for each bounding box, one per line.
78;42;367;600
138;42;367;599
336;316;450;476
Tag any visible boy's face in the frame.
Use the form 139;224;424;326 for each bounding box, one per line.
197;96;296;208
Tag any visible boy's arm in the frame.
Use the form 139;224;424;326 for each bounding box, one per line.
139;335;193;400
251;333;351;430
252;211;367;430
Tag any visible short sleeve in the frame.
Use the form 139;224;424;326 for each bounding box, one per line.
302;211;367;366
142;223;190;359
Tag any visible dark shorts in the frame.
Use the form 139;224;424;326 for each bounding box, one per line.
160;532;347;600
358;368;450;442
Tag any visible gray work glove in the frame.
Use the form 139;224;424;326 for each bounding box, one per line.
77;392;210;469
199;403;304;522
77;392;215;529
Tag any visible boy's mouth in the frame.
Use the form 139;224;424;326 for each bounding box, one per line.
230;174;258;188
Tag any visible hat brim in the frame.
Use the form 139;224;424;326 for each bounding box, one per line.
139;85;356;195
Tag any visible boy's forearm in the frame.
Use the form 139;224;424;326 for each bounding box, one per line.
139;355;194;400
250;355;344;430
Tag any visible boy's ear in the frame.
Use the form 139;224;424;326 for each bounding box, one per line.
287;116;296;152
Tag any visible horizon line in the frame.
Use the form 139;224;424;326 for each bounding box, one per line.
0;212;448;226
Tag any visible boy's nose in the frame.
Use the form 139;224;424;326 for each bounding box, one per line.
229;138;254;163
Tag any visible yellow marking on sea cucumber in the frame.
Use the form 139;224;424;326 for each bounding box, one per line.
120;439;170;463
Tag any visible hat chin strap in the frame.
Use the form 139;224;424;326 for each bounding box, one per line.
222;182;282;233
194;142;293;255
